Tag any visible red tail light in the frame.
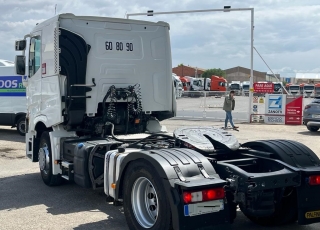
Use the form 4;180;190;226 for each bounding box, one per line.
309;175;320;185
183;187;225;204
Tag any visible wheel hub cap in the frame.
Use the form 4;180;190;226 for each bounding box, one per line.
131;177;159;228
39;146;50;173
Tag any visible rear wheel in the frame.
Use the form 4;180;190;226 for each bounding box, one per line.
16;117;26;136
39;131;62;186
123;160;172;230
307;126;319;132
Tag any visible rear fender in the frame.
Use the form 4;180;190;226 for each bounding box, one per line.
115;148;230;230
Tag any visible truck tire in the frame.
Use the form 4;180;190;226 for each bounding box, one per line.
39;131;62;186
307;126;319;132
16;116;26;136
123;160;172;230
240;139;320;226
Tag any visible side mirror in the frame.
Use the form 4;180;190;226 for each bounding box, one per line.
15;55;26;75
15;40;27;51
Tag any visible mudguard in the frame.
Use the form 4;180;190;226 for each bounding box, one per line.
115;148;231;230
242;139;320;225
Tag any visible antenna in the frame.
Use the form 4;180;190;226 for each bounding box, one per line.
55;4;57;15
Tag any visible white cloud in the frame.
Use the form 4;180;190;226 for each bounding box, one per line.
0;0;319;77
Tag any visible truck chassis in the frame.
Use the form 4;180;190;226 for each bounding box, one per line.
34;126;320;230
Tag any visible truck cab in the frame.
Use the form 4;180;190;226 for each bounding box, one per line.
273;82;283;94
289;84;300;95
315;83;320;97
303;84;315;98
242;81;250;96
229;81;241;96
172;74;183;98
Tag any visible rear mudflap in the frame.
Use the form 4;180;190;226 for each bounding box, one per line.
297;168;320;225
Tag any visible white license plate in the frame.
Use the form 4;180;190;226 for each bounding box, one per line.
312;114;320;118
184;199;224;216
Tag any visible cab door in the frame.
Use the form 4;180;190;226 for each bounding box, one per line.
27;32;42;128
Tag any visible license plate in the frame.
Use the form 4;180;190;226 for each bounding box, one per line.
312;114;320;118
305;210;320;219
184;199;224;216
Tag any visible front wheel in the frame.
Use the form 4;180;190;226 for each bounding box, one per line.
307;126;319;132
16;117;26;136
38;131;62;186
123;160;172;230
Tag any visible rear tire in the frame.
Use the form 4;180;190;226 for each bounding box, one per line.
39;131;62;186
123;160;172;230
17;117;26;136
307;126;319;132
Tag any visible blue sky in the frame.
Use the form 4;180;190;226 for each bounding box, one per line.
0;0;319;77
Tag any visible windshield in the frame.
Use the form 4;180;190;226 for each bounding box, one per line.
315;87;320;92
193;80;203;87
289;86;299;90
304;86;314;90
274;84;281;90
230;84;240;90
242;85;249;90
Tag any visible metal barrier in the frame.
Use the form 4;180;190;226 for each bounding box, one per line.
175;91;249;122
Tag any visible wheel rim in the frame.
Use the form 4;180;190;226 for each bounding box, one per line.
38;144;50;174
19;121;26;133
131;177;159;228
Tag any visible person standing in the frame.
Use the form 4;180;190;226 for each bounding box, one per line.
223;90;239;129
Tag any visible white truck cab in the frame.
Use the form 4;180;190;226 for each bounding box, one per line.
0;60;26;135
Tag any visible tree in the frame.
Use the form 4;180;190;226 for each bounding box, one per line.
178;63;184;67
201;68;226;79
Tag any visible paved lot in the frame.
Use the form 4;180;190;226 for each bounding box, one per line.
1;120;320;230
176;95;313;121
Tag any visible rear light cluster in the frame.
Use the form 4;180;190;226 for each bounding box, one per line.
309;175;320;185
305;105;311;110
183;187;225;204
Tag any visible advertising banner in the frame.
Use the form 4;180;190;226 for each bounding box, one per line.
254;82;274;93
0;76;26;97
285;95;303;125
265;94;286;124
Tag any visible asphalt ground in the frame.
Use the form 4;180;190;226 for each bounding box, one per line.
1;119;320;230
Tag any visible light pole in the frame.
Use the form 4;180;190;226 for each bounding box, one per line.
127;7;254;123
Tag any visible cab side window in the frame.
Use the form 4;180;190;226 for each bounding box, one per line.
29;36;41;77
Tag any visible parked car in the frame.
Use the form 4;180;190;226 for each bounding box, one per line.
303;97;320;132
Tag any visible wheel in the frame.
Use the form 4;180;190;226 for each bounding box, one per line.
38;131;62;186
16;116;26;136
307;126;319;132
240;188;297;226
123;160;172;230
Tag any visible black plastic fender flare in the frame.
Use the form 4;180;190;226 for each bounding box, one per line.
115;148;222;230
242;139;320;168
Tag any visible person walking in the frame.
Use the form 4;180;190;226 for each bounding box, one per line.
223;90;239;130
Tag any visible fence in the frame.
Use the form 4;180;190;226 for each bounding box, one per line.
175;91;250;122
175;92;312;124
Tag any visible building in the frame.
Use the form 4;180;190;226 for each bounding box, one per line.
224;66;267;83
172;65;206;78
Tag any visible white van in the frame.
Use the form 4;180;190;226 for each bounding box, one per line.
0;59;26;135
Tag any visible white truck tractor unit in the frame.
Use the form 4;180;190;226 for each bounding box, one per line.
272;82;283;94
303;84;315;98
15;13;320;230
172;74;183;98
289;84;300;95
229;81;241;96
0;60;26;135
242;81;250;96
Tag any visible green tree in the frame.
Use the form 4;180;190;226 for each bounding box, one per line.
202;68;226;78
178;63;184;67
